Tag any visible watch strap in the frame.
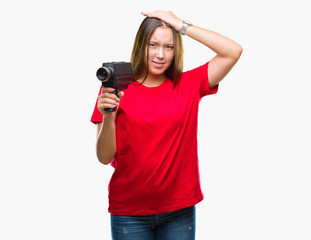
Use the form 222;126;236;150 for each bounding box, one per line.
181;20;192;35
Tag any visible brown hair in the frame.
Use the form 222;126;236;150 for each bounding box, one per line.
131;17;183;86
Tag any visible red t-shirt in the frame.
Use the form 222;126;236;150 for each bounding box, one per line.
91;62;218;215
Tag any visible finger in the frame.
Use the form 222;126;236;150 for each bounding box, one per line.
99;102;118;109
101;87;115;94
100;91;119;99
98;95;120;106
98;96;119;105
99;90;120;101
141;10;160;18
97;99;119;111
141;11;150;17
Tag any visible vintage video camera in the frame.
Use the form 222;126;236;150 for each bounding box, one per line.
96;61;133;112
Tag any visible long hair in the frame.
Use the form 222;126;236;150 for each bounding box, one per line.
131;17;183;86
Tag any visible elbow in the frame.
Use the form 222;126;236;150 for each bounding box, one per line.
96;151;114;165
101;158;111;165
97;156;113;165
96;137;116;165
233;44;243;61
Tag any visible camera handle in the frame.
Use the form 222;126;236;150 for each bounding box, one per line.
104;88;119;112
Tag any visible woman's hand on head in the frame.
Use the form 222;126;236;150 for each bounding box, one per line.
97;87;124;117
141;10;183;32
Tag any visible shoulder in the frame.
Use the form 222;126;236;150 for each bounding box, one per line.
178;62;218;97
178;62;209;85
183;62;209;76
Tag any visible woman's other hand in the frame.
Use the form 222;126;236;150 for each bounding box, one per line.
141;10;183;32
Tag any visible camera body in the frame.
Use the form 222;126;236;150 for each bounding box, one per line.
96;61;134;112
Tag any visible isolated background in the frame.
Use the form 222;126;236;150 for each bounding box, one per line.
1;0;310;239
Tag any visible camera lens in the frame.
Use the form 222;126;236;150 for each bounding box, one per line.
96;67;112;82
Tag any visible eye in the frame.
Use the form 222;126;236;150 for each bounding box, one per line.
166;45;174;49
149;43;156;47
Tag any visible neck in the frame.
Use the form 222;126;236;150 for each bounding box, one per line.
138;74;166;87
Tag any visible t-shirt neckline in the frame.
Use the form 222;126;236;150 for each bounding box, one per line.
132;78;169;89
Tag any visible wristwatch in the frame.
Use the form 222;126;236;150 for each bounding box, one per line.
181;20;193;35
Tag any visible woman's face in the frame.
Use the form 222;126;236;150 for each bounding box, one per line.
145;26;174;79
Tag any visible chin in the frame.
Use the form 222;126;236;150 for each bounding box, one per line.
150;68;168;76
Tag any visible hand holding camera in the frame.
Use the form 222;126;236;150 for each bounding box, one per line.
96;62;133;113
97;87;124;116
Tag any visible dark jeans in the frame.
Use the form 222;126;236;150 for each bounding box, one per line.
110;206;196;240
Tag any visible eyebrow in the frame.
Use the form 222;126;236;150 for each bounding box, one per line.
149;40;174;45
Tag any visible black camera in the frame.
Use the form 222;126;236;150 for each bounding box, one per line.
96;61;133;112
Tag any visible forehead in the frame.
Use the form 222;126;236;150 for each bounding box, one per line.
150;26;174;44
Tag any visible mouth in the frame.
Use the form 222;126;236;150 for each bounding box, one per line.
152;61;165;68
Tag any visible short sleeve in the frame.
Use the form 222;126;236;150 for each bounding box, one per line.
199;62;218;97
90;86;103;124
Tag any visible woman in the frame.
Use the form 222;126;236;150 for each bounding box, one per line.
91;10;242;240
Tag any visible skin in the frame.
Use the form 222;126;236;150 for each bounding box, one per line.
96;10;243;165
141;26;175;87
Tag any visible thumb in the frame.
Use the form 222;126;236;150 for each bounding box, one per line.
118;91;125;100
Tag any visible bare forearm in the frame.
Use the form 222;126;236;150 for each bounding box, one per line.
96;117;116;165
186;25;242;60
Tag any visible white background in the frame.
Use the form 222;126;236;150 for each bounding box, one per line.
1;0;310;239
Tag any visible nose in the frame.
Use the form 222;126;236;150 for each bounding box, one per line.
156;47;164;58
